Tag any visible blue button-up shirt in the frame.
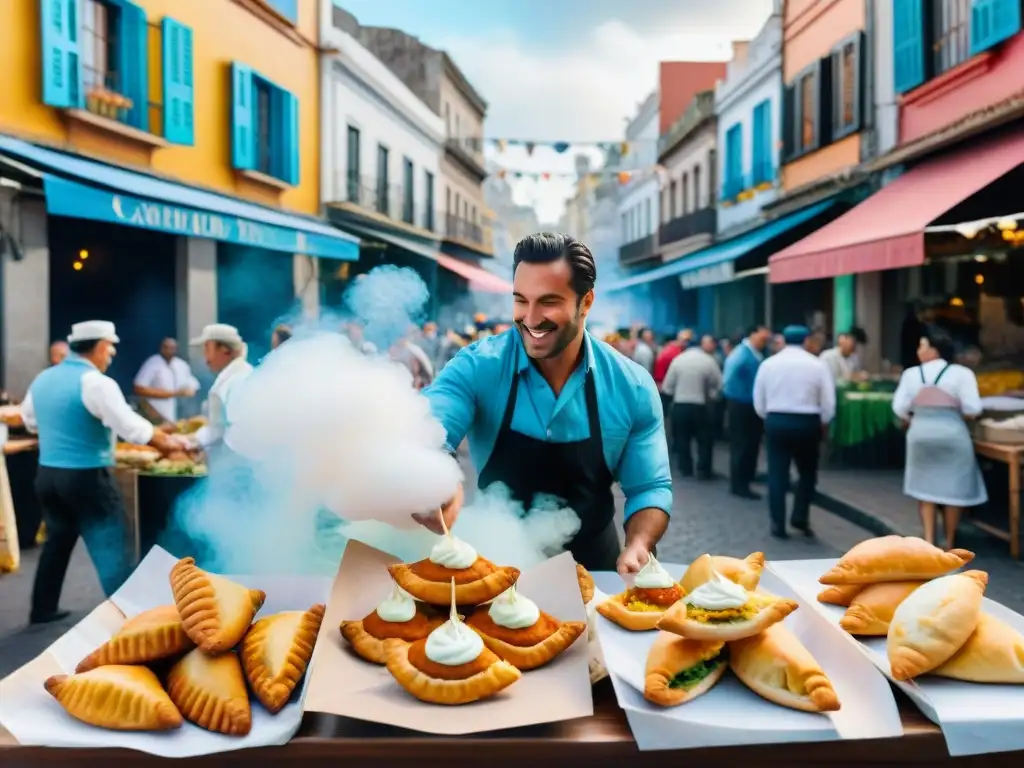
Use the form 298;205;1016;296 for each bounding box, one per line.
722;340;763;404
423;330;672;522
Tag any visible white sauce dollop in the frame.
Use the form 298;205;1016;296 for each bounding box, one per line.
375;582;416;623
429;533;478;570
424;577;484;666
633;552;675;589
683;567;748;610
488;585;540;629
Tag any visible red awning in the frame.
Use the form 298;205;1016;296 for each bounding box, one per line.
769;131;1024;284
433;252;512;294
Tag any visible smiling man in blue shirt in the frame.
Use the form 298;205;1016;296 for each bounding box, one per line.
414;233;672;578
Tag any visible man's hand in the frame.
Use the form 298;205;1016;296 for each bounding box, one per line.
150;430;188;455
177;387;196;398
412;482;464;534
158;421;179;433
616;539;651;583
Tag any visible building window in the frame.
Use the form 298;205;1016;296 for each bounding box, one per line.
644;197;651;236
455;113;460;137
681;173;689;214
444;102;450;135
693;165;702;209
723;122;743;200
446;186;451;215
751;100;772;185
376;144;389;215
669;180;678;218
424;171;435;231
471;205;477;224
799;69;817;151
230;63;299;184
81;0;117;96
831;33;863;139
254;79;273;175
402;157;414;224
934;0;973;74
346;125;360;202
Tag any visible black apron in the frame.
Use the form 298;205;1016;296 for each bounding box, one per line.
477;370;621;571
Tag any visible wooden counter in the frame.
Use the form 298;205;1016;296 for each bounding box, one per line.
0;681;1013;766
973;440;1022;559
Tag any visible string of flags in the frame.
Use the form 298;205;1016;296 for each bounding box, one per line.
483;138;659;154
490;164;666;184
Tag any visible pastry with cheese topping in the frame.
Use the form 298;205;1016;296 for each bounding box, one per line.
679;552;765;594
388;531;519;606
240;604;325;713
384;578;521;705
465;585;586;670
657;568;797;641
340;581;445;665
643;631;727;707
596;553;683;631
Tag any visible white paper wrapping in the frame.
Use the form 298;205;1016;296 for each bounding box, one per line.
0;546;331;757
769;557;1024;757
592;565;903;751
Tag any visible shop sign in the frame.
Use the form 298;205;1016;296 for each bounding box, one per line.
679;260;735;290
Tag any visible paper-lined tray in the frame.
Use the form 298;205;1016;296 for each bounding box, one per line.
0;546;331;757
769;558;1024;756
304;540;592;734
592;565;902;751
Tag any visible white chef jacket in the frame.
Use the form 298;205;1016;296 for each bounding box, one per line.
753;345;836;424
819;347;858;382
133;354;201;423
20;360;155;446
891;359;983;421
193;356;254;450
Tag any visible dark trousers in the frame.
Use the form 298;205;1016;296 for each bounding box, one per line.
764;413;822;531
31;466;131;619
660;393;674;451
726;399;762;492
672;403;713;477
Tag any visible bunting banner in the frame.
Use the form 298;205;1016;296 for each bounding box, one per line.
484;138;658;155
489;164;666;184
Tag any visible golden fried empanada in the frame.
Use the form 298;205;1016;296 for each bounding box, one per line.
45;665;182;731
341;608;445;665
839;581;924;636
658;591;798;642
643;632;726;707
729;623;840;712
577;564;595;605
170;557;266;653
76;605;194;673
932;612;1024;684
817;583;863;607
166;648;252;735
887;570;987;681
240;604;325;713
388;557;519;606
596;583;685;631
679;552;765;594
819;536;974;585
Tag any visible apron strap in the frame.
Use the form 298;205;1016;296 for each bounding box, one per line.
582;371;604;451
918;365;926;384
932;363;952;385
498;373;521;433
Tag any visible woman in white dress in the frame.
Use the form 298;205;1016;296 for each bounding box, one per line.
892;326;987;549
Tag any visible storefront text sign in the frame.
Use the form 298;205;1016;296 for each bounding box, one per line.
680;260;735;290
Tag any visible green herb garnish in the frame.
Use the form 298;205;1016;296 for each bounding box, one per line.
667;650;727;690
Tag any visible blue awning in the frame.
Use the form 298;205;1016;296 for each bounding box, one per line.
0;135;359;261
603;200;836;293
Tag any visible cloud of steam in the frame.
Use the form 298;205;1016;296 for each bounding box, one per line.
343;264;428;351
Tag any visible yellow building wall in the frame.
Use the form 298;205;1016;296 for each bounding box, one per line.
0;0;321;214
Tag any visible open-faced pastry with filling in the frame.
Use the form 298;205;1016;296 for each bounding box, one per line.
643;631;727;707
887;570;987;681
730;623;841;712
170;557;266;654
596;553;683;631
465;585;585;670
45;665;183;731
388;531;519;606
340;582;444;665
76;604;194;673
385;577;521;705
932;612;1024;684
817;583;864;607
577;564;595;605
240;603;325;713
839;581;924;636
679;552;765;594
819;536;974;585
657;567;797;642
166;648;252;735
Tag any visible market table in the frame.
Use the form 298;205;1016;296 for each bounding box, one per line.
2;438;40;551
0;680;1014;767
114;468;204;566
971;440;1022;559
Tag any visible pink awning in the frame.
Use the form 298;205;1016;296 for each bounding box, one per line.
769;130;1024;284
434;252;512;294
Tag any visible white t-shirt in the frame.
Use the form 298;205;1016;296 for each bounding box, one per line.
134;354;201;422
892;359;982;420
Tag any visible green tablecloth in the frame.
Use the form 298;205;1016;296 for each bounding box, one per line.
832;391;898;447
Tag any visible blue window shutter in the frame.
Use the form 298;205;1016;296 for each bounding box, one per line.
893;0;925;93
161;18;194;145
117;1;149;130
282;90;299;185
752;105;764;183
40;0;83;108
970;0;1023;55
231;63;255;170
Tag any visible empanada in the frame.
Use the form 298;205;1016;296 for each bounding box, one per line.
932;612;1024;684
76;604;195;673
643;632;726;707
340;582;446;664
465;585;585;670
170;557;266;653
577;564;595;605
729;623;840;712
887;570;987;681
819;536;974;585
679;552;765;594
45;665;183;731
817;583;863;607
596;552;684;631
388;533;519;606
166;648;252;735
384;578;521;705
839;581;924;636
240;604;325;713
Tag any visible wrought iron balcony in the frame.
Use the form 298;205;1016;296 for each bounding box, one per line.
334;173;434;231
444;137;487;181
445;213;483;245
618;235;657;266
659;207;717;246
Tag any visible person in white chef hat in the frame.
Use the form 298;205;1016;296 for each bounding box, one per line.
20;320;188;623
185;324;254;459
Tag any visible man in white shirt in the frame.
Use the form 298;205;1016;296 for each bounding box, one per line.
753;326;836;539
185;324;253;457
819;328;865;383
133;337;201;425
661;334;722;479
20;321;185;623
632;328;656;374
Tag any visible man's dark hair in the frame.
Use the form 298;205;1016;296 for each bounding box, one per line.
512;232;596;300
69;340;100;355
848;326;868;344
745;324;768;338
922;324;956;361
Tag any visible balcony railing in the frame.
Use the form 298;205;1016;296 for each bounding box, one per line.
444;138;487;179
445;213;484;245
334;173;435;231
618;235;657;265
659;207;717;246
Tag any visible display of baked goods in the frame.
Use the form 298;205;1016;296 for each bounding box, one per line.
166;649;252;735
240;604;326;713
838;581;924;636
464;585;586;670
816;583;863;607
170;557;266;653
75;604;194;673
643;631;727;707
384;578;522;705
576;563;595;605
340;581;445;665
176;415;207;434
729;623;841;713
147;457;208;477
818;536;974;585
679;551;765;594
45;665;184;731
114;442;161;467
886;570;987;681
596;553;684;631
931;612;1024;684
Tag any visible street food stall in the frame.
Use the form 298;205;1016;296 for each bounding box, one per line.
828;379;903;469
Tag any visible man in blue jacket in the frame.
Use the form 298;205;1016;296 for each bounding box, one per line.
721;324;771;500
